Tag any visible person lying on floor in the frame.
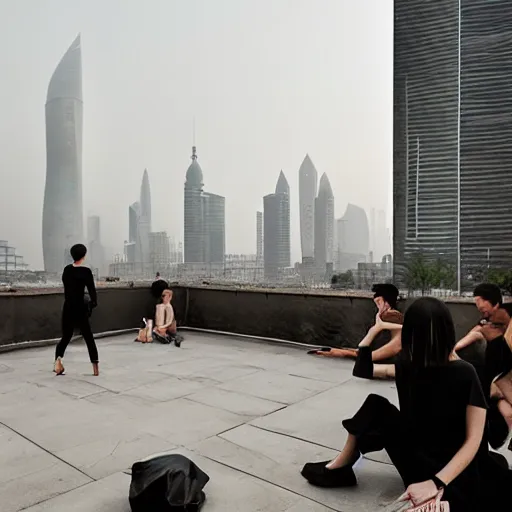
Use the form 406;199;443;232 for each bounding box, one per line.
152;289;182;347
309;284;403;362
301;297;512;512
454;284;512;450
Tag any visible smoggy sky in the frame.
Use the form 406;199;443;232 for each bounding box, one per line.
0;0;393;270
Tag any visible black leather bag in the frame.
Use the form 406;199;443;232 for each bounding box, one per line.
129;454;209;512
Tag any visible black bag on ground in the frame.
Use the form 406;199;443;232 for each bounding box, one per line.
129;454;209;512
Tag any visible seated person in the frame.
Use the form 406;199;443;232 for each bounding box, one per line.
310;284;403;362
153;289;181;347
301;297;511;511
455;283;512;450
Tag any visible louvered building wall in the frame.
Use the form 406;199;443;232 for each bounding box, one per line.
393;0;512;288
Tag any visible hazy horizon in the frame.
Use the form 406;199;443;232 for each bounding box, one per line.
0;0;393;270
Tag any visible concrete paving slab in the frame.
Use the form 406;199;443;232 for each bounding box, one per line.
121;374;217;402
217;370;337;405
193;424;403;512
0;425;91;512
55;432;177;480
140;397;248;446
251;378;398;450
186;387;286;417
20;472;130;512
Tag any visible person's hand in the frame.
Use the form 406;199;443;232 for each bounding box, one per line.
405;480;438;506
373;313;384;332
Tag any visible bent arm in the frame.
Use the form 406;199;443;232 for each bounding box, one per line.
86;270;98;306
455;327;484;352
371;333;401;362
435;405;486;486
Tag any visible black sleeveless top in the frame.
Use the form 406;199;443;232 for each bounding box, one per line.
485;335;512;389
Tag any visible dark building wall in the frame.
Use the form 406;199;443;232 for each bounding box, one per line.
394;1;512;285
393;1;460;283
1;286;481;356
460;1;512;271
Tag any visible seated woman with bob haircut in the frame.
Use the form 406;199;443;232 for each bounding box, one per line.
301;297;511;512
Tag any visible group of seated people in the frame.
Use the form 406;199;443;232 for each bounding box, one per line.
303;283;512;511
136;273;181;347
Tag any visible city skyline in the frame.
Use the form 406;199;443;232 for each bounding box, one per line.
0;1;393;270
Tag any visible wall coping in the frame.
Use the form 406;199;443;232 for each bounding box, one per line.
0;282;483;304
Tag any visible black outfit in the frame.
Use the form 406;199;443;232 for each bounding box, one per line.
304;348;511;511
55;264;98;363
474;335;512;448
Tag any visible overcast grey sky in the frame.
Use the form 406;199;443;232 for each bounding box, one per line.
0;0;393;270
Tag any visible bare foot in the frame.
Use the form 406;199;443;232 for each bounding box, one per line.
92;363;99;376
54;358;65;375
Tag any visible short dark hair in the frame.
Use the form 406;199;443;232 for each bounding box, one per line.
70;244;87;262
400;297;456;369
473;283;502;306
372;283;399;309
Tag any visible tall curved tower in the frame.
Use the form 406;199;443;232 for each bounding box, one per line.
298;154;317;261
42;34;83;273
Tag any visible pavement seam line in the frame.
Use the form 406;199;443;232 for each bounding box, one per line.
0;421;96;482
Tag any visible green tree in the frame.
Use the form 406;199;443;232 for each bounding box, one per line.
404;254;455;295
487;268;512;296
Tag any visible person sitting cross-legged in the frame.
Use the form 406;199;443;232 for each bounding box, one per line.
310;284;403;363
455;283;512;450
152;289;181;347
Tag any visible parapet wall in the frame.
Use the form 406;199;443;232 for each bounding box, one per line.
0;286;481;353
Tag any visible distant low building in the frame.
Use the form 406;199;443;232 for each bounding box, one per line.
353;255;393;289
0;240;29;278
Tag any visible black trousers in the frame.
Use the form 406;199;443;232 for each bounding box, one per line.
55;306;99;363
342;394;479;512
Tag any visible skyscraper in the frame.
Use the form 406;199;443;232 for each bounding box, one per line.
42;34;83;273
139;169;152;266
263;171;290;280
184;146;205;263
203;192;225;264
149;231;171;273
336;204;370;271
314;173;335;270
394;1;512;290
125;201;140;264
87;215;105;276
299;154;318;261
183;146;225;265
256;211;263;262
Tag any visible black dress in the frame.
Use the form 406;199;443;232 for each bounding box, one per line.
349;347;509;512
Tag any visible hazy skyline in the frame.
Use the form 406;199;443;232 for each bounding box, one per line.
0;0;393;270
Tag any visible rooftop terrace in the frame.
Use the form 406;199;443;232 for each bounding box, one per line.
1;332;511;511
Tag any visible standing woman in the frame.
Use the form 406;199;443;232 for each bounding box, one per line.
54;244;99;376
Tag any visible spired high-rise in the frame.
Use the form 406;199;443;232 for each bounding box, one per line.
394;1;512;290
42;35;84;273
